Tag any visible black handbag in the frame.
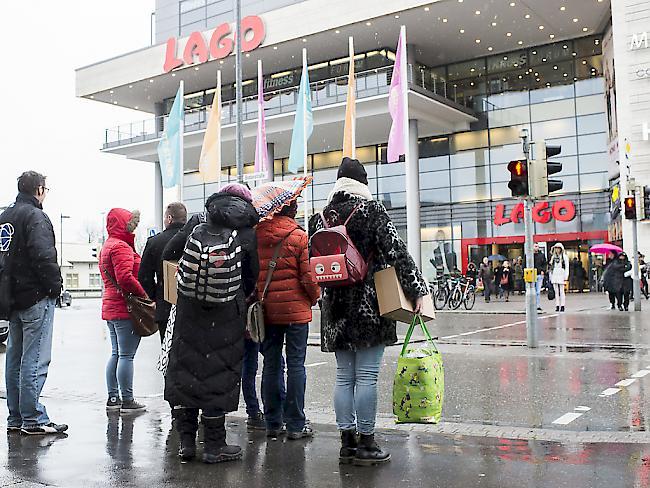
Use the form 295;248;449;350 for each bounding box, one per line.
547;284;556;301
103;264;157;337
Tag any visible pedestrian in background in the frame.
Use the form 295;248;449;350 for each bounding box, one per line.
639;253;648;299
0;171;66;435
100;208;148;414
601;251;622;310
534;243;547;312
498;260;513;302
257;199;320;440
549;243;570;312
309;158;429;466
620;252;633;311
162;184;259;464
465;262;478;287
513;257;524;295
138;202;187;342
479;257;494;302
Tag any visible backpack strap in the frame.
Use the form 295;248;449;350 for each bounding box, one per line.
261;229;297;301
343;203;363;226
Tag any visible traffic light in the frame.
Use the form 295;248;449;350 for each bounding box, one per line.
642;186;650;221
508;159;528;197
530;141;563;198
624;196;637;220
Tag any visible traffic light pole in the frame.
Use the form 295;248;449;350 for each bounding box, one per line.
524;197;538;348
632;218;642;311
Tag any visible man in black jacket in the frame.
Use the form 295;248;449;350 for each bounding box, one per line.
138;202;187;341
0;171;66;435
533;243;547;312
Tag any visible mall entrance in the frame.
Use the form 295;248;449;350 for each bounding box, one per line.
462;231;608;292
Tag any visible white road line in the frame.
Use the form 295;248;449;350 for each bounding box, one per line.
615;378;637;387
599;388;621;397
552;412;584;425
574;406;591;412
631;370;650;378
439;314;558;341
305;362;327;368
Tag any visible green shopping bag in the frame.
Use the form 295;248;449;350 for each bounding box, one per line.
393;315;444;424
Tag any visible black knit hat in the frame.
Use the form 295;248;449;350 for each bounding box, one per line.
336;157;368;185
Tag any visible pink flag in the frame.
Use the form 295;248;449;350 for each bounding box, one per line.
387;28;406;163
254;60;269;176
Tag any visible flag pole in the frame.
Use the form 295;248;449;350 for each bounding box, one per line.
349;36;356;159
302;47;309;232
179;79;185;203
216;70;222;190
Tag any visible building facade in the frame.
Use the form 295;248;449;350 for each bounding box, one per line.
78;0;639;287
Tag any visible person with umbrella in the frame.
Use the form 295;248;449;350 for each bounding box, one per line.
250;178;320;440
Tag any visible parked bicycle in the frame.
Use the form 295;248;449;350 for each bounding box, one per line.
433;275;476;311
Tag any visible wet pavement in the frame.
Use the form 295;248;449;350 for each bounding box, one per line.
0;296;649;486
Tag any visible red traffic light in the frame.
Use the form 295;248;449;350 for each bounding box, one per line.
624;196;637;220
625;197;635;208
508;160;527;176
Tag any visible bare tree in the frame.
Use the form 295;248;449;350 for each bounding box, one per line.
81;219;102;244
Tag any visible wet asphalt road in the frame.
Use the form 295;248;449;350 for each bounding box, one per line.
0;295;649;487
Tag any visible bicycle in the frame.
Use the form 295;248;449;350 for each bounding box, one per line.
448;277;476;310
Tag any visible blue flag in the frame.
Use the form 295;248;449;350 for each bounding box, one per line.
157;84;184;188
288;63;313;173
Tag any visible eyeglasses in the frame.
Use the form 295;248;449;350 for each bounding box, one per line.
40;186;50;193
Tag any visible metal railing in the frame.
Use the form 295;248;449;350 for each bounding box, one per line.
103;65;465;149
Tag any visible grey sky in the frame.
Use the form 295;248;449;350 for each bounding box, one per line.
1;1;157;244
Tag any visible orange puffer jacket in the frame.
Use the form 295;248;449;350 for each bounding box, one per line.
256;216;320;325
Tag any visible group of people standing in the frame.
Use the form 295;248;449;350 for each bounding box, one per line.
601;251;634;311
96;157;428;466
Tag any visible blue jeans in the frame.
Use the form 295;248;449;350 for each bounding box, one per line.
5;297;56;428
334;345;385;435
535;275;544;308
242;338;261;416
106;319;141;402
261;324;308;433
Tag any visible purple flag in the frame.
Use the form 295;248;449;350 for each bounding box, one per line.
254;60;269;176
387;28;406;163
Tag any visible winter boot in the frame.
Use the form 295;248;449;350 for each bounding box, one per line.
175;408;199;460
339;430;358;464
354;433;391;466
202;415;242;464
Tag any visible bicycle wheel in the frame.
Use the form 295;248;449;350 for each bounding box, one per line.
463;286;476;310
449;287;463;310
434;287;448;310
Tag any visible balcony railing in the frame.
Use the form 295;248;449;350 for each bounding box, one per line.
103;65;469;149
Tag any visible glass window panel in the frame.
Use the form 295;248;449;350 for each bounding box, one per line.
555;175;579;194
574;36;602;57
420;156;449;172
377;161;405;177
575;94;606;116
487;106;530;128
420;170;451;189
450;132;489;153
487;89;529;109
577;113;607;134
530;99;575;122
554;155;579;175
529;82;574;103
489;127;522;146
575;77;604;97
578;133;607;155
450;148;489;168
490;143;525;166
575;55;603;80
447;59;486;81
544;136;578;156
313;150;343;170
491;181;511;200
487;51;529;74
419;137;450;158
580;172;607;192
579;152;608;173
420;188;451;205
529;42;574;66
451;184;490;202
531;118;576;139
451;166;490;186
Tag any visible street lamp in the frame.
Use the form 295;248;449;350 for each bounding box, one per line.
60;214;71;268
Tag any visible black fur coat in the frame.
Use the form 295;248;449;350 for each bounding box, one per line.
309;191;429;352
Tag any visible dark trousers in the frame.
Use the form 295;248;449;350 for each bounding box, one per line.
618;290;630;309
483;281;493;301
242;338;261;416
261;324;309;433
157;320;167;343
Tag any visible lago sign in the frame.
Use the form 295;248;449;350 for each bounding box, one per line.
494;200;576;226
164;15;266;72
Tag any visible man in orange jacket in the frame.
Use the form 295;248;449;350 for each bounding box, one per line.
256;200;320;439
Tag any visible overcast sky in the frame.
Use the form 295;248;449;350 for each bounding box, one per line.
0;1;157;244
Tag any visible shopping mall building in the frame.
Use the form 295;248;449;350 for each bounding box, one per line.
76;0;650;287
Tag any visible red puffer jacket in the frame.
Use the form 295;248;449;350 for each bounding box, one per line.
256;216;320;325
100;208;147;320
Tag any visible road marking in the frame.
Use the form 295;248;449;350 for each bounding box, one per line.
631;370;650;378
574;406;591;412
305;362;327;368
599;388;621;397
552;412;584;425
615;378;637;387
439;314;558;341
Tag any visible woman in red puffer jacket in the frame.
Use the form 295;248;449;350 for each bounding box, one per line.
99;208;148;413
256;200;320;439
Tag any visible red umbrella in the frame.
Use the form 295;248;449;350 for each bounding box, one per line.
589;243;623;255
251;177;312;222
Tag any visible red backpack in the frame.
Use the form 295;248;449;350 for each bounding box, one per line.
309;204;370;287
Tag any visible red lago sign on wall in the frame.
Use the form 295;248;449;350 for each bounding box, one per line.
494;200;576;226
164;15;266;72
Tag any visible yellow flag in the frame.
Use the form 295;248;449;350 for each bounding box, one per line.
343;37;356;159
199;71;222;184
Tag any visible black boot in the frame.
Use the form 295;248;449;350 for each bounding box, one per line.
339;430;358;464
354;433;391;466
202;415;242;464
175;408;198;460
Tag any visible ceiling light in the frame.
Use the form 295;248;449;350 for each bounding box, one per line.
553;65;558;69
458;0;463;2
128;85;133;89
509;1;515;5
518;75;523;79
582;27;589;32
506;32;512;37
273;46;278;50
109;90;114;94
335;30;340;34
424;6;430;11
560;6;566;10
90;95;94;99
491;22;497;26
518;40;523;45
171;73;176;76
470;68;475;72
532;50;537;54
394;14;400;18
572;18;578;22
245;53;250;57
475;10;481;15
572;52;577;56
442;18;448;22
302;37;308;42
594;39;600;45
538;25;544;30
194;66;200;70
513;63;518;67
113;101;118;105
563;73;568;77
582;60;587;64
488;46;493;51
460;28;465;33
549;34;555;39
504;56;508;60
149;79;154;83
563;45;568;49
365;22;371;26
219;60;224;64
536;78;540;82
525;14;531;19
134;106;139;109
542;58;547;62
470;82;475;86
475;39;481;43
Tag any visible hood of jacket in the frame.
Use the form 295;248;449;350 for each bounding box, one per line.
106;208;139;248
205;193;260;229
256;216;300;245
551;242;565;252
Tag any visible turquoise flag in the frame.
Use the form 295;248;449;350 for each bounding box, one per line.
288;63;313;173
157;84;184;188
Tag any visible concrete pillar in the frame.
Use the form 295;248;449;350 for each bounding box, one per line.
264;142;275;183
406;119;421;268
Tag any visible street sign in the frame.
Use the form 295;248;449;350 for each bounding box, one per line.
243;171;268;183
